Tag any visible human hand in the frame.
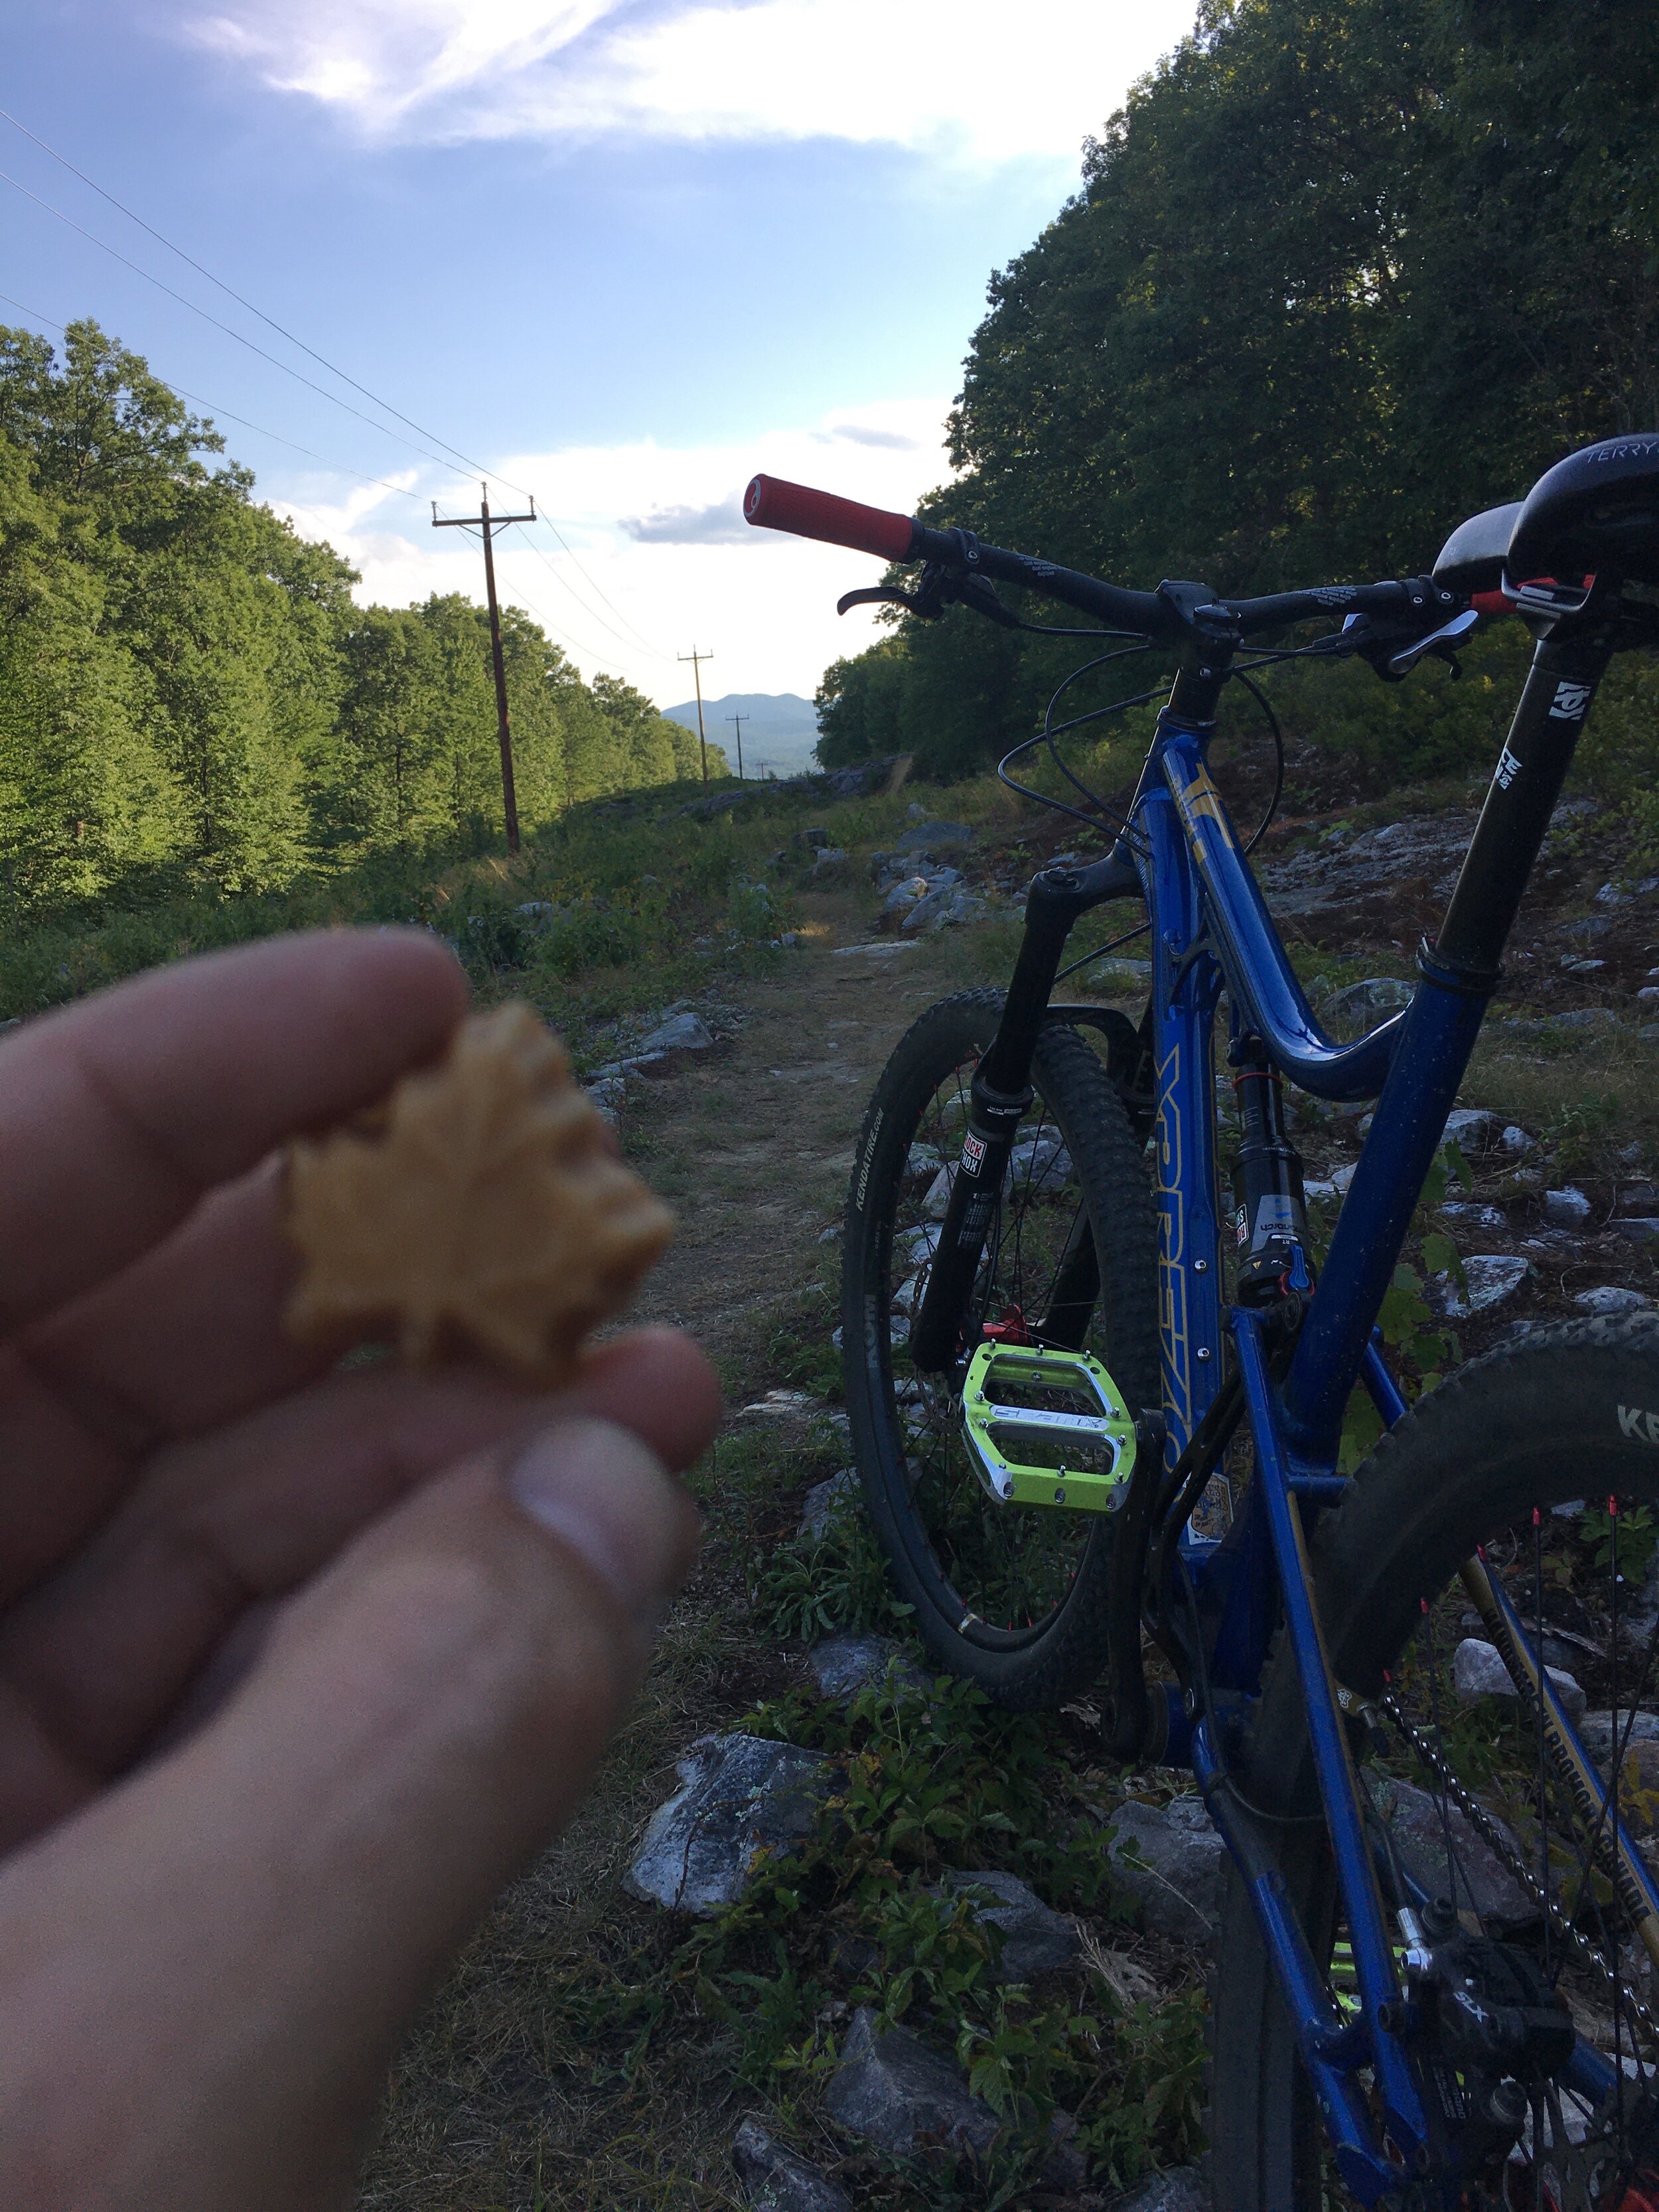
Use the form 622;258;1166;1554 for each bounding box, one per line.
0;930;719;2210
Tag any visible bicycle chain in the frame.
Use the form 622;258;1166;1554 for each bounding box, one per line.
1380;1692;1655;2037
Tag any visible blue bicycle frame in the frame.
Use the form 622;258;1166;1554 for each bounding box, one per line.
1118;635;1651;2196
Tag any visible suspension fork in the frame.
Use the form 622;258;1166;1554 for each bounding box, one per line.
908;846;1143;1374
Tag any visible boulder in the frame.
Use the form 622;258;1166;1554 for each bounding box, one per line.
1108;1795;1224;1942
1453;1637;1586;1720
895;820;977;855
808;1634;924;1705
1500;1125;1536;1155
1544;1187;1593;1228
1579;1709;1659;1765
1575;1286;1650;1315
733;2121;851;2212
1321;977;1415;1023
625;1734;833;1915
1442;1107;1502;1153
1114;2166;1211;2211
1434;1254;1531;1319
636;1009;715;1058
799;1470;860;1538
1439;1202;1506;1230
1365;1771;1536;1929
824;2008;999;2158
882;876;931;917
1615;1220;1659;1243
938;1868;1080;1981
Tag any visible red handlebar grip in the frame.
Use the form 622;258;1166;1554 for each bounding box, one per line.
743;473;917;561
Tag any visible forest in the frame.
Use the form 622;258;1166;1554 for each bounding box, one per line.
816;0;1659;787
0;320;713;909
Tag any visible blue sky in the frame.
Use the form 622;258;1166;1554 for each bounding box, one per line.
1;0;1198;701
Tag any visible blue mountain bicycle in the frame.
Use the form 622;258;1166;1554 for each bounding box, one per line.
749;441;1659;2209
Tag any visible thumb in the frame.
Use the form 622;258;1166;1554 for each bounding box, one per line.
0;1416;698;2212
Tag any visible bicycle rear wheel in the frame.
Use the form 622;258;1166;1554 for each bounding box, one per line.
1210;1315;1659;2210
841;988;1159;1710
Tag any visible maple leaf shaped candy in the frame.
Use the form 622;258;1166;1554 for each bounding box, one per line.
283;1002;674;1387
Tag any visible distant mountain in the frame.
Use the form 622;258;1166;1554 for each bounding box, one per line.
660;691;820;778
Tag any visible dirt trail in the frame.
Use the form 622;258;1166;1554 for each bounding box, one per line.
632;926;952;1345
361;899;989;2212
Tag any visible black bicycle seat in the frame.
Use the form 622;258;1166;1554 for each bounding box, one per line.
1431;501;1522;595
1507;432;1659;585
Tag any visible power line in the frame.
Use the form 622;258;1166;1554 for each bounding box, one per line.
0;106;498;490
0;108;678;662
0;167;476;484
0;289;423;502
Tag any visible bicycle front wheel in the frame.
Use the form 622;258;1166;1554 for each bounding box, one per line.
1210;1315;1659;2209
841;988;1159;1710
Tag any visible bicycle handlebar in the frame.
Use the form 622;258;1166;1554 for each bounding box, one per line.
743;471;1469;642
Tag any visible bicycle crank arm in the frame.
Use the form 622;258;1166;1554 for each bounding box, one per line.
959;1343;1137;1511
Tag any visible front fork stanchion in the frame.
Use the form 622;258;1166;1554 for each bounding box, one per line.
908;849;1139;1373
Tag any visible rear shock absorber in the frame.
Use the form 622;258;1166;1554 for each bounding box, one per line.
1230;1042;1311;1305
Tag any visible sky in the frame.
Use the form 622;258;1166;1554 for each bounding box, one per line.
1;0;1199;705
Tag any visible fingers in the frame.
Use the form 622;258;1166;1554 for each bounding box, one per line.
0;1330;719;1840
0;929;467;1335
0;1418;697;2211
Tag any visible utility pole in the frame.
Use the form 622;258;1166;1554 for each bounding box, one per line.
678;647;714;788
727;711;748;782
433;482;536;854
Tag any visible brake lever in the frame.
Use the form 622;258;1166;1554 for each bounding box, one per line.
835;562;1023;628
1386;605;1479;677
1337;605;1479;684
836;584;920;617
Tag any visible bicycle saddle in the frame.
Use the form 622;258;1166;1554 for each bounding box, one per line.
1508;431;1659;585
1431;500;1522;595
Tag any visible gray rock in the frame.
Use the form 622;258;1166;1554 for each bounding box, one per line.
1435;1254;1532;1319
1500;1124;1536;1155
901;887;955;934
636;1009;715;1057
1443;1107;1502;1153
733;2121;851;2212
939;1868;1080;1981
1596;876;1659;907
1453;1637;1586;1720
895;819;976;855
799;1470;860;1538
1555;1006;1618;1029
808;1634;923;1704
1365;1771;1537;1931
1575;1286;1651;1315
1303;1177;1339;1206
1643;1025;1659;1045
625;1734;833;1915
1544;1187;1593;1228
922;1165;956;1219
1321;976;1415;1023
1579;1710;1659;1765
1006;1133;1073;1188
812;847;849;877
1439;1202;1506;1230
824;2007;999;2158
1108;1795;1224;1942
1114;2169;1210;2212
882;875;931;916
1617;1220;1659;1243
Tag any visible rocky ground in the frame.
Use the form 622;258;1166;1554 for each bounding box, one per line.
358;771;1659;2212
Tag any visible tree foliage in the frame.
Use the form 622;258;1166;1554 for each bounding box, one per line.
0;320;699;907
819;0;1659;778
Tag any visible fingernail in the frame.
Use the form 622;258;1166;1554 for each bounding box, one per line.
506;1417;688;1626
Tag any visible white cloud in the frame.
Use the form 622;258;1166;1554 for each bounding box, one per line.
186;0;1198;160
268;394;954;703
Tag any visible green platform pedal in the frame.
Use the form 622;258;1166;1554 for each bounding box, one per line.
959;1342;1137;1512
